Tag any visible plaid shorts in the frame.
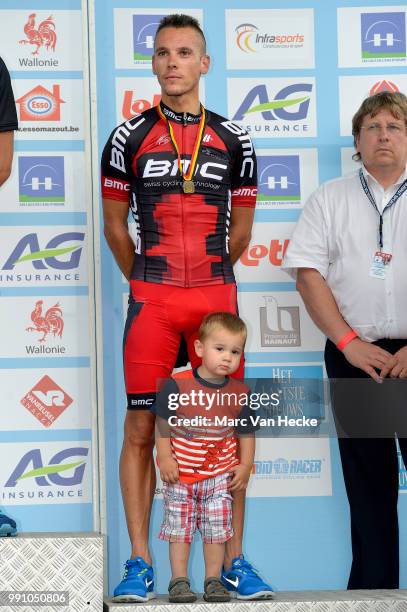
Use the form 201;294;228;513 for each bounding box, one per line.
159;472;233;543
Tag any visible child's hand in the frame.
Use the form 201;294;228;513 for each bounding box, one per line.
160;456;179;484
229;463;253;491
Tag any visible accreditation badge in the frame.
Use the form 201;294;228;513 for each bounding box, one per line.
369;251;392;279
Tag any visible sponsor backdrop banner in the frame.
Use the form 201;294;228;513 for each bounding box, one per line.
2;0;406;597
0;0;95;540
94;0;407;594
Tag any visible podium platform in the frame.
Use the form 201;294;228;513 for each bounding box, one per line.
104;589;407;612
0;532;103;612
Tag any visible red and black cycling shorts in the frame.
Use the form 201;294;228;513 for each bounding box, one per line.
123;281;244;410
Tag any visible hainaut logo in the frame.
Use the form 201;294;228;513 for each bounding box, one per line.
19;13;57;62
133;14;165;61
235;22;304;54
259;295;301;347
18;156;65;206
16;84;65;121
21;374;73;427
361;12;406;60
257;155;300;203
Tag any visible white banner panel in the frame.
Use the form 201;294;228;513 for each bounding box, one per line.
338;6;407;68
2;152;86;213
114;8;203;69
115;77;205;124
227;77;317;138
238;290;325;353
339;74;407;136
13;79;84;141
0;10;83;71
1;368;91;430
0;295;89;358
256;148;319;210
0;225;88;287
225;9;315;70
341;148;361;177
247;437;332;497
0;441;92;505
235;221;295;284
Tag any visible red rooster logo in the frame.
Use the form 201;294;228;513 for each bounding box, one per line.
19;14;57;56
26;300;64;343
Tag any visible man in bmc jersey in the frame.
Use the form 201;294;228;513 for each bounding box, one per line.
101;14;272;602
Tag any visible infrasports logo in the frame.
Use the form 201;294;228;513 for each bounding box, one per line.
133;14;165;61
18;156;65;205
235;22;304;53
259;295;301;347
361;12;406;60
21;375;73;427
369;79;399;95
15;84;65;121
19;13;57;57
235;23;258;53
257;155;300;203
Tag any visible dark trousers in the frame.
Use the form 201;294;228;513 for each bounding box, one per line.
325;338;407;589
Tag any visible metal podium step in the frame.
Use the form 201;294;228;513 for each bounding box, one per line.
0;532;103;612
104;589;407;612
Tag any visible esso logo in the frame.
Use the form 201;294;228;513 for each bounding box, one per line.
27;96;52;115
240;239;290;267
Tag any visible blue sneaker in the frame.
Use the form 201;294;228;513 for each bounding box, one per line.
0;511;17;537
221;555;274;600
112;557;156;603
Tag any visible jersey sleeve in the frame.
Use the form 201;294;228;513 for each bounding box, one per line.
0;57;18;132
230;127;257;208
100;123;132;202
235;393;259;434
153;378;181;422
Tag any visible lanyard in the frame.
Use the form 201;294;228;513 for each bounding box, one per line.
359;169;407;250
157;103;206;193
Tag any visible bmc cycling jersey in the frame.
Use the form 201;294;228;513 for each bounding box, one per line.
101;102;257;287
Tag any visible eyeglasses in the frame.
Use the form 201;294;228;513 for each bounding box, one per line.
361;122;407;135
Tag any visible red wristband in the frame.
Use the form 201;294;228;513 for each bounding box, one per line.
336;330;358;351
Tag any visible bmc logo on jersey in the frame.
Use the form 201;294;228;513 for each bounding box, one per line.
2;232;84;270
361;12;406;60
21;375;73;428
142;159;228;181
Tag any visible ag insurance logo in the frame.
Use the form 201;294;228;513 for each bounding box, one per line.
228;78;316;138
361;12;406;60
0;228;86;287
18;156;65;206
1;442;91;505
